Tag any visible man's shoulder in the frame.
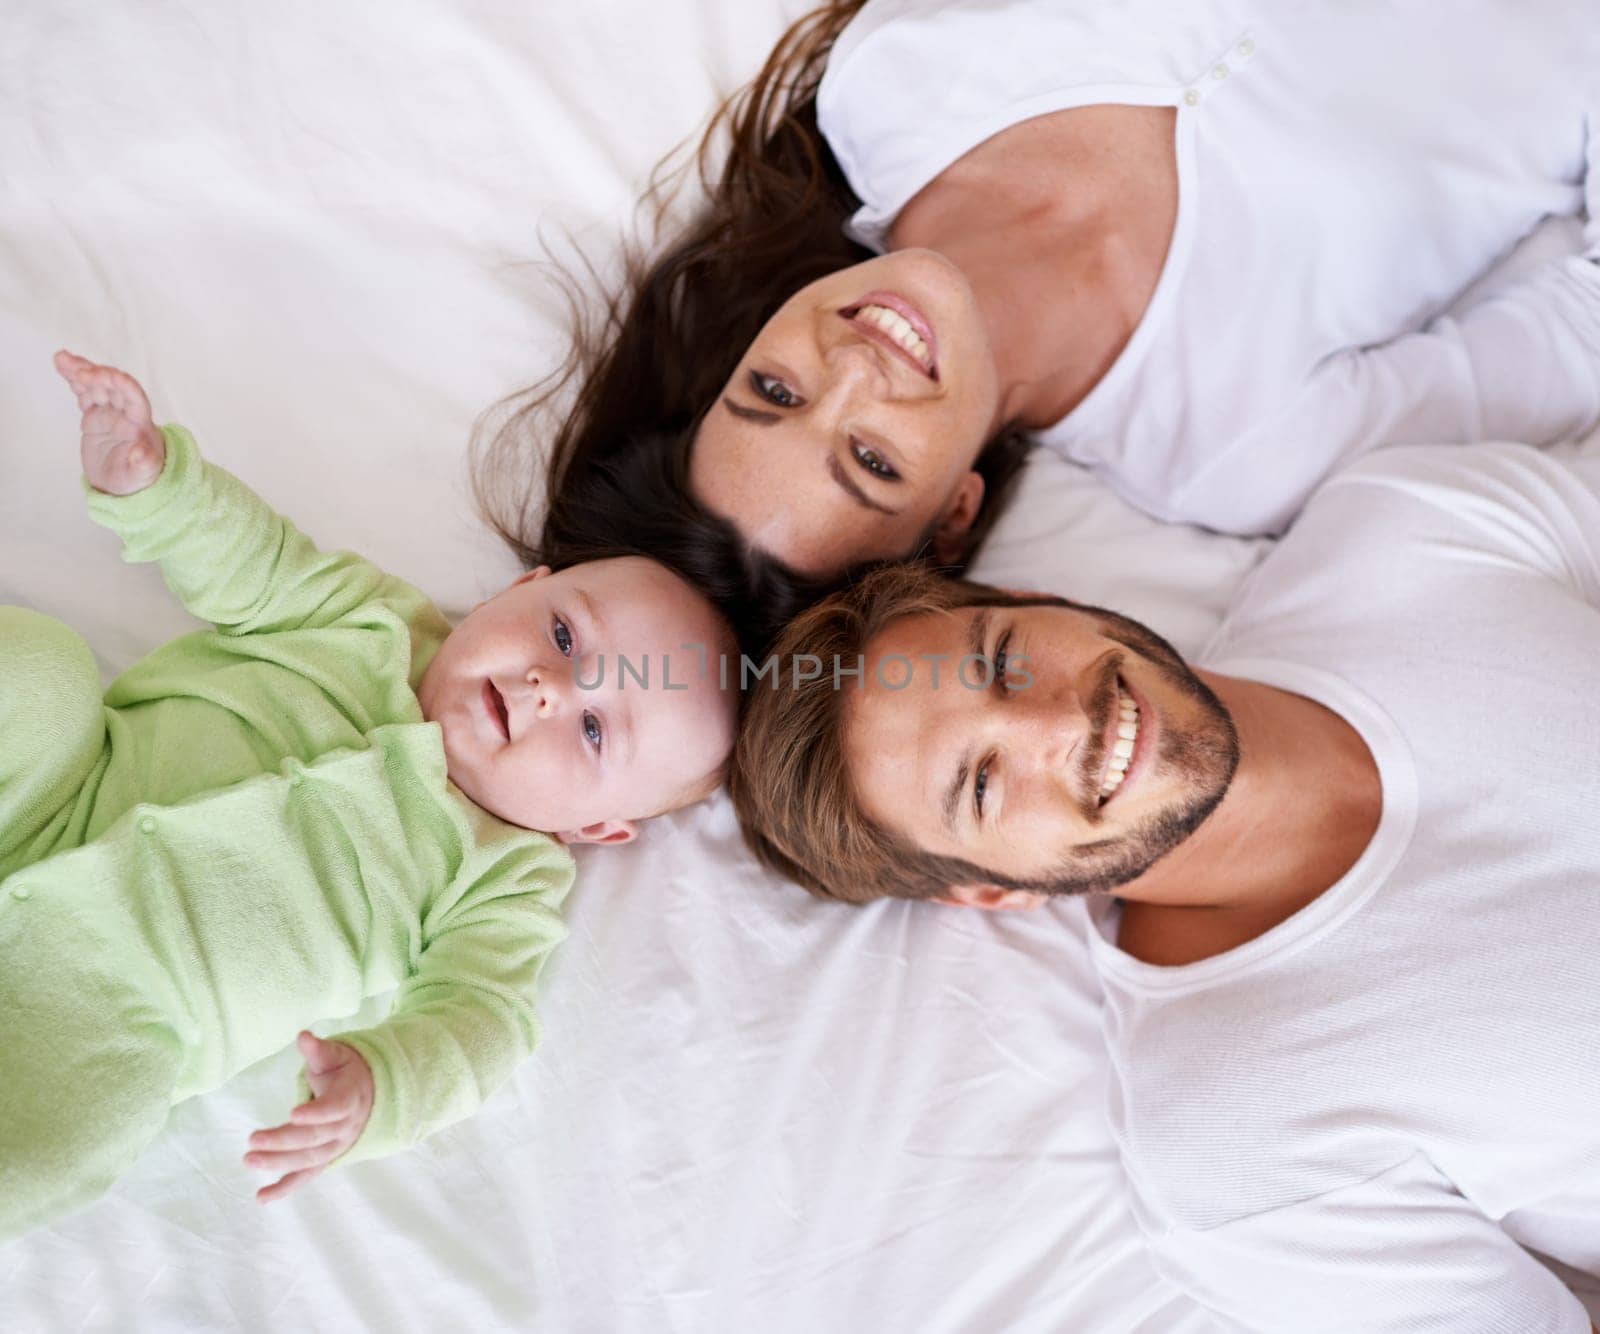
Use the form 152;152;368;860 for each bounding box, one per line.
1308;442;1600;598
1315;442;1599;532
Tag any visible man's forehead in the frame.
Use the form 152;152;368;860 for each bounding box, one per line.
846;609;975;788
865;604;974;659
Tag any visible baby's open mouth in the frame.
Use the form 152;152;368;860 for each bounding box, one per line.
482;678;510;741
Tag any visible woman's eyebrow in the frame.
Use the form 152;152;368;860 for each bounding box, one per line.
826;454;898;516
721;396;780;424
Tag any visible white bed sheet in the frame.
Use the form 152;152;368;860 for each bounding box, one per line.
0;3;1585;1331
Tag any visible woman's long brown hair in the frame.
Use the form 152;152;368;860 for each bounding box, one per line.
473;0;1031;652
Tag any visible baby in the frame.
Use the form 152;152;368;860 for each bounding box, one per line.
0;352;738;1239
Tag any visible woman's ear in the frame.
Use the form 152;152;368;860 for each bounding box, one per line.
931;472;986;565
934;882;1046;912
556;819;638;846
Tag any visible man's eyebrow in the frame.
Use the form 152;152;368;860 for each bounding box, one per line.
942;746;972;837
935;611;992;836
967;608;991;662
827;453;899;516
721;396;780;425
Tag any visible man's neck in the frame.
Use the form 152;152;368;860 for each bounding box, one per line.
1112;672;1383;966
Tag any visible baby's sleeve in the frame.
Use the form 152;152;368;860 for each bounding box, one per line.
85;424;444;646
325;833;575;1168
1150;1154;1592;1334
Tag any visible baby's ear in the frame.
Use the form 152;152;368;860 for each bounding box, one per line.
557;818;638;846
510;565;553;588
474;565;551;613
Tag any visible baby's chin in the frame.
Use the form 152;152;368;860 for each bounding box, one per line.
436;739;551;833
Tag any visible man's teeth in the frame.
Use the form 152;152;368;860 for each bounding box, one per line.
1099;687;1139;801
856;303;932;371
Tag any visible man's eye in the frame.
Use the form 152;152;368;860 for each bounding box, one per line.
974;760;990;818
993;631;1012;691
852;439;899;480
582;711;603;752
750;370;801;408
552;616;573;656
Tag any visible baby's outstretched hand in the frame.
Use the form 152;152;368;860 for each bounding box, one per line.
53;350;166;495
246;1032;375;1204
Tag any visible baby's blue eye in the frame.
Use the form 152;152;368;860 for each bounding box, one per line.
582;711;603;752
553;616;573;656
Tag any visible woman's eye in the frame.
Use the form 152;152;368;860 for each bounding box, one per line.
993;631;1012;691
750;370;801;409
552;616;573;657
852;440;900;480
582;711;603;752
974;760;990;818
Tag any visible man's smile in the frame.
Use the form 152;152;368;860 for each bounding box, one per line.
1098;679;1143;805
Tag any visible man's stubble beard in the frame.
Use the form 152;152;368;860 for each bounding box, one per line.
1027;609;1240;898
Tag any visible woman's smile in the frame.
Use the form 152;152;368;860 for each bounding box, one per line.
842;290;939;379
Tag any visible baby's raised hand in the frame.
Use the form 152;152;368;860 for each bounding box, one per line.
246;1032;376;1203
53;350;166;495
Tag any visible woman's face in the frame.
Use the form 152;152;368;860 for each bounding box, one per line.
689;250;1003;576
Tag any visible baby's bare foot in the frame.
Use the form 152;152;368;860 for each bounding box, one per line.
54;350;166;495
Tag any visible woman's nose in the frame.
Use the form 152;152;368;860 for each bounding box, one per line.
821;331;888;397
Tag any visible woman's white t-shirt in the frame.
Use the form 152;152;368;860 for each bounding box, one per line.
818;0;1600;534
1085;443;1600;1332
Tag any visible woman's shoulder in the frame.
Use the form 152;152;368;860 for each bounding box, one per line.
819;0;1249;248
822;0;1253;113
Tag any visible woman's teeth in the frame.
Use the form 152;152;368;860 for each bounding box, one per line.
855;303;934;374
1099;687;1139;803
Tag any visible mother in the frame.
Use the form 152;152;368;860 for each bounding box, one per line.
480;0;1600;642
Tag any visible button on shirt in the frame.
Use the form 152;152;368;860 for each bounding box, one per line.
819;0;1600;535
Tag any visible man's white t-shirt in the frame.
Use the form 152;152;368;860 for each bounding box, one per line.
819;0;1600;534
1086;444;1600;1332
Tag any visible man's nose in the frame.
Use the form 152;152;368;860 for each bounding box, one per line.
1011;680;1091;775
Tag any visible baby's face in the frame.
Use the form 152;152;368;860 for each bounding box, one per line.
418;557;737;842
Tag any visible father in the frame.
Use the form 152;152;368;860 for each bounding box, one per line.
732;442;1600;1332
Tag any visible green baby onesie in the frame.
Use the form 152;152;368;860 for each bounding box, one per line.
0;426;575;1239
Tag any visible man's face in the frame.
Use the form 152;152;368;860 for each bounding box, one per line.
843;598;1239;893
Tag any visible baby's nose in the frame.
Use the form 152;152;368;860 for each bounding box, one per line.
526;667;562;719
